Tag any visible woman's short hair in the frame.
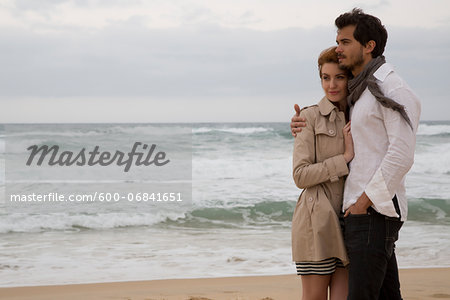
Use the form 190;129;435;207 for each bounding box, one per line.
318;46;340;77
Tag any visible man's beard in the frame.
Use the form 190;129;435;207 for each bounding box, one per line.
339;49;364;71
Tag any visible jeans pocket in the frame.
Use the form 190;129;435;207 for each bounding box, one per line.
385;237;395;257
384;218;403;257
344;214;371;252
345;213;371;227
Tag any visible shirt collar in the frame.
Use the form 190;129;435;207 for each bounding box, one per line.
374;62;394;82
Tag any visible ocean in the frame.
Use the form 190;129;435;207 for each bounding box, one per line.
0;121;449;287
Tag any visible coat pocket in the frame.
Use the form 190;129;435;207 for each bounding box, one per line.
315;125;337;137
314;122;342;161
303;188;317;215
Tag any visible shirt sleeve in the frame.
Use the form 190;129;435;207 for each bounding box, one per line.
293;109;349;189
365;86;421;217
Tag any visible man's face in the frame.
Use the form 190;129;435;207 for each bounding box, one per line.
335;25;365;72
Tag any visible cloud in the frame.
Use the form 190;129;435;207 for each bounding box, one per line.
352;0;390;10
0;1;449;121
1;20;448;99
13;0;68;11
0;22;336;99
13;0;142;11
4;0;450;32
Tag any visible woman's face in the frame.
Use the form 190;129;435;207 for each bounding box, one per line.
320;62;348;103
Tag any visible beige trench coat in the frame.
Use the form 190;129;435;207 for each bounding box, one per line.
291;97;349;266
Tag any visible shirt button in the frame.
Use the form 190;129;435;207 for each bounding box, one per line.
329;129;334;135
308;197;313;202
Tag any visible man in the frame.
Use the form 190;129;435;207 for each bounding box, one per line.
291;8;421;300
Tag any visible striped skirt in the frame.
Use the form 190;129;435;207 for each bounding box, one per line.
296;257;345;276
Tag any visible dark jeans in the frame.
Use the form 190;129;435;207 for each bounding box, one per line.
344;207;403;300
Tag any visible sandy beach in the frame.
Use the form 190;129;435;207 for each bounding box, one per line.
0;268;449;300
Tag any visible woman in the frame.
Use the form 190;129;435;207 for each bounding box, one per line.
291;46;354;300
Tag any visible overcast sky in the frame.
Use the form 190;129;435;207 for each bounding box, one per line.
1;0;449;122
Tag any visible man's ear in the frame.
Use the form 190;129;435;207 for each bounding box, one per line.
364;40;376;55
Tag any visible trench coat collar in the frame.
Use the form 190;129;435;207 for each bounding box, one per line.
318;97;340;122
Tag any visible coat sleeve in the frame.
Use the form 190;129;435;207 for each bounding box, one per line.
293;108;349;189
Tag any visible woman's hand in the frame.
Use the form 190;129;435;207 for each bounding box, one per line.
343;121;354;163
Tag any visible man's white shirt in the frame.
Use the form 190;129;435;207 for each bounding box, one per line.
343;63;421;221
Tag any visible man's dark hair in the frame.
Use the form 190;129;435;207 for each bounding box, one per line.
335;8;388;58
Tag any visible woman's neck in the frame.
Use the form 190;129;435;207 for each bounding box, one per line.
332;99;347;112
331;98;349;122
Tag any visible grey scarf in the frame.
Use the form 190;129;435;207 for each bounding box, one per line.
347;56;413;129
